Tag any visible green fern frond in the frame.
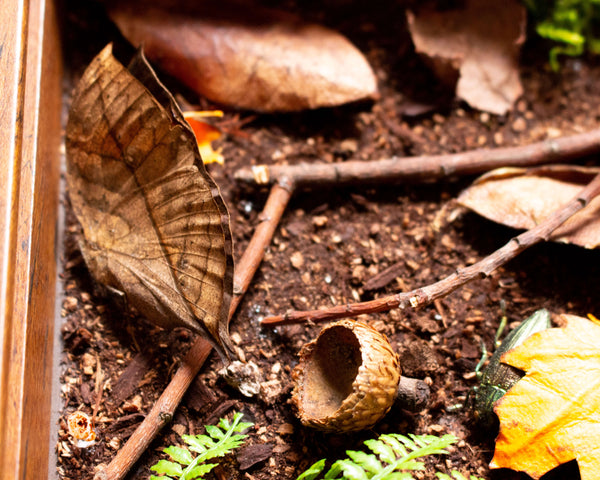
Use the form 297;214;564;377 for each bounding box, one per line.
297;459;327;480
149;411;253;480
525;0;600;70
436;470;485;480
296;432;482;480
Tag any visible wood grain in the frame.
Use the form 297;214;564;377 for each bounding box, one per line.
0;0;62;478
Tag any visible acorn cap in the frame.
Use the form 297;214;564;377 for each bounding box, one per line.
292;319;401;432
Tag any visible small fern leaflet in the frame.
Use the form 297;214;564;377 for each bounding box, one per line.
297;433;483;480
149;411;253;480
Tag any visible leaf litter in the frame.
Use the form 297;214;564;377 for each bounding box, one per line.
58;2;600;480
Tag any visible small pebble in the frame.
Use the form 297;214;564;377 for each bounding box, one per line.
511;117;527;132
290;251;304;270
312;215;328;228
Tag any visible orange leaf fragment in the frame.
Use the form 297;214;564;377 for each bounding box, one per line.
491;314;600;480
184;111;225;165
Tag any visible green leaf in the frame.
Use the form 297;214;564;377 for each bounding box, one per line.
164;446;194;465
334;459;369;480
296;459;327;480
218;417;232;430
181;434;210;454
404;434;454;457
537;22;585;45
346;450;382;474
384;473;414;480
150;460;183;476
525;0;600;70
149;412;253;480
185;463;217;480
183;434;214;453
323;462;343;479
224;412;253;433
380;435;406;457
395;434;416;451
236;422;254;432
150;476;173;480
205;425;225;440
364;439;395;464
295;432;479;480
395;460;425;471
435;471;484;480
201;435;248;461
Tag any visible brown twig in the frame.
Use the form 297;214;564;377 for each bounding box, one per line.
235;130;600;188
261;172;600;327
95;179;295;480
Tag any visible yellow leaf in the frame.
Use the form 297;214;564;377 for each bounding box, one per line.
183;111;225;165
490;314;600;480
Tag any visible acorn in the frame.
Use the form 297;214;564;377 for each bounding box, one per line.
292;319;413;432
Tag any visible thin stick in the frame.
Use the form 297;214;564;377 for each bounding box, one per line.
235;130;600;188
261;172;600;327
95;180;295;480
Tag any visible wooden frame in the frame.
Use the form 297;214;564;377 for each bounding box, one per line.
0;0;62;478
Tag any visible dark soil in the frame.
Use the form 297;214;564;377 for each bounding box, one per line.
56;2;599;480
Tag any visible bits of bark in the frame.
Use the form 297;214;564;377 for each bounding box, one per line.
236;443;274;470
395;376;430;412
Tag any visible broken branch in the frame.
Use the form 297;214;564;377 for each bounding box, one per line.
95;180;295;480
235;130;600;188
261;172;600;327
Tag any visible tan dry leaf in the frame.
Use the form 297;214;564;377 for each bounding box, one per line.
108;0;377;112
65;44;235;359
457;165;600;248
407;0;526;115
491;314;600;480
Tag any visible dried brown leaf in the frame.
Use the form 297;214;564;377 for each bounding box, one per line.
108;0;377;112
407;0;526;115
65;44;235;359
457;165;600;248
